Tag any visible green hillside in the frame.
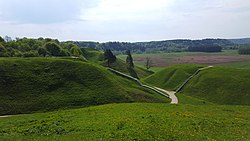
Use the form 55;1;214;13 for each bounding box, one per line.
182;67;250;105
143;64;204;90
0;103;249;140
81;48;153;79
108;59;154;79
0;58;168;115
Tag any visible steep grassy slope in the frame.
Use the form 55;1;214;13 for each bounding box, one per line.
108;59;154;79
0;103;249;140
81;48;153;79
0;58;168;115
143;64;204;90
81;48;104;63
182;67;250;105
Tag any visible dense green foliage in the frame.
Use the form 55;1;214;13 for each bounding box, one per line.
0;103;249;140
143;64;204;90
182;67;250;105
0;37;83;58
238;46;250;54
0;58;168;115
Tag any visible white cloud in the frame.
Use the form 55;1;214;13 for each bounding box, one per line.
81;0;174;21
0;0;250;41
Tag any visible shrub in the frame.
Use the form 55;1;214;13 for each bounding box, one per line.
238;46;250;55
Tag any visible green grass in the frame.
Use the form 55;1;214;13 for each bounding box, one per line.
182;67;250;105
106;59;153;79
81;48;153;79
177;93;214;105
0;103;249;141
216;61;250;69
81;48;104;63
0;58;169;115
143;64;204;91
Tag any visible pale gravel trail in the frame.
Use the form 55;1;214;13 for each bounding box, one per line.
154;87;178;104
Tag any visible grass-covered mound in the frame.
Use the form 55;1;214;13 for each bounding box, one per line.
143;64;204;90
108;59;154;79
0;103;249;140
81;48;153;79
182;67;250;105
0;58;168;115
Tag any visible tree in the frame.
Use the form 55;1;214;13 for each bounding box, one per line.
0;44;7;57
238;46;250;55
44;42;63;56
69;44;82;57
38;47;48;57
104;49;116;67
0;36;4;42
126;50;134;68
145;57;152;70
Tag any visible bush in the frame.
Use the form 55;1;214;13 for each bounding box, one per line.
238;46;250;55
38;47;48;57
44;42;64;56
0;44;7;57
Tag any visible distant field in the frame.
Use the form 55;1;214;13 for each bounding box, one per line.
0;103;249;141
216;61;250;69
118;50;250;70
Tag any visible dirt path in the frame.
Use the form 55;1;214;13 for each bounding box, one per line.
0;115;14;118
154;87;178;104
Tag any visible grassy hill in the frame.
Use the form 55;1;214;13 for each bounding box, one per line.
0;58;169;115
143;64;204;90
182;67;250;105
0;103;249;140
107;59;154;79
81;48;153;79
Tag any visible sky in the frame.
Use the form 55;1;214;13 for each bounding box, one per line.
0;0;250;42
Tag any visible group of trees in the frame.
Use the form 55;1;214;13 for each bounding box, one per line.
238;46;250;55
75;39;235;54
0;36;83;58
104;49;117;67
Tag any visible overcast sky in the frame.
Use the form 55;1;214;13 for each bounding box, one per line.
0;0;250;42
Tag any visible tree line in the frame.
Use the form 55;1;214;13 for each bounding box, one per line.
0;36;83;58
238;46;250;55
74;39;235;54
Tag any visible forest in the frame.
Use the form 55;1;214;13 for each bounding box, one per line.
74;38;235;54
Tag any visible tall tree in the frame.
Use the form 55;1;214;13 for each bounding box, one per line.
104;49;116;67
145;57;152;70
126;50;134;68
44;42;63;56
